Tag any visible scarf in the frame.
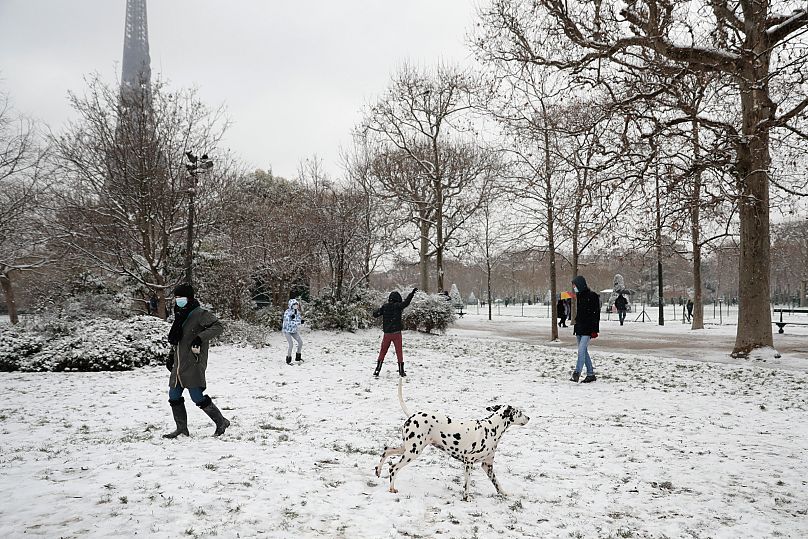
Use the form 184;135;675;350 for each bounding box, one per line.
168;298;201;346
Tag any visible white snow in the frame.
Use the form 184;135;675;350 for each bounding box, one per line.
1;312;807;538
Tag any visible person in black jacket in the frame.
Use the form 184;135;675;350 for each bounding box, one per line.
372;288;417;377
570;275;599;383
615;292;629;326
556;298;568;327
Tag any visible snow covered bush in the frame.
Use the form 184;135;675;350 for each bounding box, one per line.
402;291;455;334
252;305;285;331
307;289;381;331
214;319;272;348
0;316;170;372
0;327;44;371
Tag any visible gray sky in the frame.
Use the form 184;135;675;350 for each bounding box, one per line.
0;0;475;179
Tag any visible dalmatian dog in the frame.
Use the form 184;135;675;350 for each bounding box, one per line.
375;379;530;501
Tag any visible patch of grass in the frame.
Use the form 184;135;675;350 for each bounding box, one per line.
118;496;128;504
509;499;523;511
259;423;289;431
203;463;217;471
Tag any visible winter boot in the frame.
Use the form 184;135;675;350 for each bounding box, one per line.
163;398;190;438
198;396;230;436
570;371;580;383
295;352;303;363
286;356;292;365
398;362;406;377
373;360;383;377
582;374;597;383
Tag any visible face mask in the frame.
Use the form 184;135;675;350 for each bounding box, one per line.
176;297;188;308
573;286;579;294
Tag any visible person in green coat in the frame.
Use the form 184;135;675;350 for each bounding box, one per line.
163;283;230;438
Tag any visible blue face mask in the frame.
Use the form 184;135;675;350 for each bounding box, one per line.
573;286;579;294
176;297;188;308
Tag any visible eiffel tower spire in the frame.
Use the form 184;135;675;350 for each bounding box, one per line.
121;0;151;100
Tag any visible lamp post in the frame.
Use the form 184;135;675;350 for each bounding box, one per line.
184;151;213;285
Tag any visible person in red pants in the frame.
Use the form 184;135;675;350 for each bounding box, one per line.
373;288;417;377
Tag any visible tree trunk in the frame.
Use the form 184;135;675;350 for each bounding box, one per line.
419;216;430;292
487;258;493;321
690;119;704;330
436;197;445;293
656;170;664;326
732;73;773;356
0;272;19;325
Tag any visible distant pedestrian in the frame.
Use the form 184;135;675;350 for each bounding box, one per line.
615;292;628;326
148;294;158;316
686;298;694;322
373;288;417;377
163;283;229;438
556;298;568;327
282;299;304;364
570;276;600;384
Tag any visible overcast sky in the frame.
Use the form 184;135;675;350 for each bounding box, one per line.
0;0;476;179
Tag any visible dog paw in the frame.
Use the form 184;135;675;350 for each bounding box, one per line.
374;467;381;478
388;487;398;494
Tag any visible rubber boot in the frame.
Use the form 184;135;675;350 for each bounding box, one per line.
286;356;292;365
198;396;230;436
398;362;406;377
163;398;190;438
570;371;580;383
373;360;383;376
295;352;303;363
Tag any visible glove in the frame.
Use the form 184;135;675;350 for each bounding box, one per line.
165;350;174;371
591;332;598;339
191;336;202;354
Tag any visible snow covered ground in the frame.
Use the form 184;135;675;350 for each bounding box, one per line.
1;315;807;538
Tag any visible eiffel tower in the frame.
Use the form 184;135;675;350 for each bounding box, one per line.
121;0;151;102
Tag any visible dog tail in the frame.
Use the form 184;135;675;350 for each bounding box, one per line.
398;377;411;417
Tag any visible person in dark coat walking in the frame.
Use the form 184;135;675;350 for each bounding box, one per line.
163;283;229;438
615;292;629;326
686;298;694;322
372;288;417;377
556;298;568;327
570;276;600;383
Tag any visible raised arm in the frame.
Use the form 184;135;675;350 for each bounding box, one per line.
402;288;418;309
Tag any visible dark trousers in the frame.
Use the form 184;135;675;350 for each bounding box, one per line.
378;332;403;363
618;310;627;324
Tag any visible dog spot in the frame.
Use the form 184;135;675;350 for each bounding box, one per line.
440;432;446;438
447;417;452;424
408;432;415;439
413;420;419;429
412;444;417;452
453;433;461;440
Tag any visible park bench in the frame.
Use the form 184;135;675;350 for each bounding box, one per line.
772;308;808;334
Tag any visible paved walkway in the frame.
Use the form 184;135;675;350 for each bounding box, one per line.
448;314;808;371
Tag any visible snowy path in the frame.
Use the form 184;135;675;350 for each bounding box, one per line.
1;329;807;538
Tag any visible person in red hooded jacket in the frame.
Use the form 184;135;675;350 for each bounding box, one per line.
570;275;599;383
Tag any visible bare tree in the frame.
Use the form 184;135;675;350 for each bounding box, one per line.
476;0;808;356
0;94;49;323
49;75;229;318
361;62;495;292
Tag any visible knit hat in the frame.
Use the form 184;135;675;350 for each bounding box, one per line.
173;283;195;299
